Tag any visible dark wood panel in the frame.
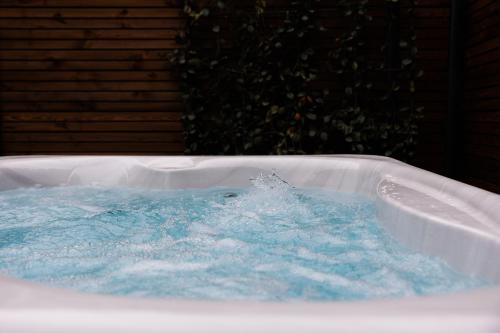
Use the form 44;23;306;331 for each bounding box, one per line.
464;121;500;135
0;8;181;18
462;27;500;211
466;36;500;59
1;81;179;91
2;112;182;122
464;112;500;122
0;0;444;7
465;61;500;78
0;40;178;50
464;134;500;147
2;121;183;131
3;132;183;143
465;75;500;90
0;18;184;29
0;0;181;7
0;29;178;39
0;50;171;60
464;144;500;160
0;102;184;112
3;142;185;152
0;91;181;101
467;14;500;48
467;46;500;62
465;1;500;194
469;0;497;12
464;86;500;100
464;98;500;111
0;71;174;80
1;152;183;155
0;60;170;70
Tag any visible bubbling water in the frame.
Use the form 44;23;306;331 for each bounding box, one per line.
0;173;489;300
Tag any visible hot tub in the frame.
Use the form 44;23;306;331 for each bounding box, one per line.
0;155;499;333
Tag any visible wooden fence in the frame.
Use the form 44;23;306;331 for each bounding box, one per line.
463;0;500;193
0;0;465;183
0;0;185;154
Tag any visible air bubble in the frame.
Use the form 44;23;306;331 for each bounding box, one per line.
0;176;489;300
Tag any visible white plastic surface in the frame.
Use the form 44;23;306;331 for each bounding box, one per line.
0;155;499;333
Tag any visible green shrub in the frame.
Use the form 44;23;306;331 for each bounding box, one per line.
169;0;423;160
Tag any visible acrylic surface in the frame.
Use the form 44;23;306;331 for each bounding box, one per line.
0;155;499;333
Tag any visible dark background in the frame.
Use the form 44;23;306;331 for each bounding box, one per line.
0;0;498;193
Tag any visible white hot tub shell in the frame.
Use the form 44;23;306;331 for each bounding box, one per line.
0;155;499;333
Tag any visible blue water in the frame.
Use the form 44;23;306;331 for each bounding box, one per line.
0;174;488;301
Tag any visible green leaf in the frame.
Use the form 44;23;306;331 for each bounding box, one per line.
402;58;412;66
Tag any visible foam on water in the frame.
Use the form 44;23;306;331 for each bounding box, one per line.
0;173;489;301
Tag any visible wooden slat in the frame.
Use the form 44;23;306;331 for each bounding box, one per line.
466;36;500;59
464;144;500;160
0;29;178;40
0;102;184;112
464;134;500;147
0;50;171;60
0;8;181;18
2;122;183;132
464;86;500;99
465;0;500;183
464;121;500;135
2;112;182;122
2;152;183;155
0;40;178;50
2;142;185;152
0;60;170;70
0;0;181;7
467;50;500;68
464;99;500;112
1;81;179;91
0;91;181;101
0;71;174;80
3;132;183;143
466;60;500;77
464;112;500;122
469;0;497;12
0;18;184;29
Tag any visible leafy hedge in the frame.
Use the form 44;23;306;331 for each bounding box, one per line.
169;0;422;160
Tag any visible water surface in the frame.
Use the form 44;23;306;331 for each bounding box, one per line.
0;174;488;300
